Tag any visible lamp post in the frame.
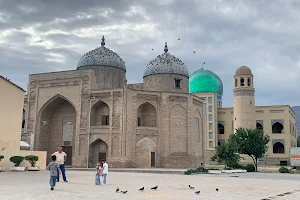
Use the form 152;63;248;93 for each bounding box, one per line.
87;96;95;168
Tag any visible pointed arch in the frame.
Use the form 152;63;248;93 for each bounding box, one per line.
273;142;284;153
136;137;157;168
89;138;108;167
137;102;157;127
136;137;157;148
90;100;110;126
272;122;284;133
35;94;77;166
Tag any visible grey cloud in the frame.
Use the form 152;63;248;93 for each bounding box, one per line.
0;0;300;107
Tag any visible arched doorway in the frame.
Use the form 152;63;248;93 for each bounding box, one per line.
137;102;156;127
273;142;285;154
89;139;108;167
36;95;76;165
136;138;156;168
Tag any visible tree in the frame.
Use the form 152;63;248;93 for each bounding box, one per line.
297;136;300;147
211;141;240;168
230;128;270;172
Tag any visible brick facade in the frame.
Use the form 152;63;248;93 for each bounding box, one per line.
22;68;206;168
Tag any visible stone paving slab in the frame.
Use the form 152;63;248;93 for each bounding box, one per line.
0;171;300;200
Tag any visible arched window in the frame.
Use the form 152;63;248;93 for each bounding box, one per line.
256;123;263;130
247;78;251;86
235;78;237;87
273;142;284;154
272;122;283;133
218;124;224;134
137;103;156;127
240;78;245;86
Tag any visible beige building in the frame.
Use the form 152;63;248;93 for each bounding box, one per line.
22;38;205;168
190;66;297;166
0;76;46;169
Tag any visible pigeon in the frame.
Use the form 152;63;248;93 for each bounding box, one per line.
116;187;119;192
139;187;144;191
195;191;200;194
193;51;196;53
189;185;195;189
178;38;180;40
216;188;219;191
121;191;128;194
152;49;153;50
151;186;158;190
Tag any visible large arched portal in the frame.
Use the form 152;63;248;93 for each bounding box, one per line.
36;96;76;165
89;139;108;168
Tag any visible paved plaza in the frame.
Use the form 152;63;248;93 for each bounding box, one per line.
0;170;300;200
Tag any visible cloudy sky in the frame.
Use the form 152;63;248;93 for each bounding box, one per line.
0;0;300;107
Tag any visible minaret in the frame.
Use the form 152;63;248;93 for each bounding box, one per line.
233;66;256;132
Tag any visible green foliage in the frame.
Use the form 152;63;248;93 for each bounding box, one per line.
0;155;4;161
230;128;270;171
297;136;300;147
245;164;256;172
184;167;219;175
279;167;290;173
24;155;39;167
10;156;24;167
211;141;240;168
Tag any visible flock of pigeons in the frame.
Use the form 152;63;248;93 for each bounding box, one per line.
115;185;219;195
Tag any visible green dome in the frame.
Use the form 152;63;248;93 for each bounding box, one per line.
189;68;223;95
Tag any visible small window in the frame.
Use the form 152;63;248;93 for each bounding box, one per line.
240;78;245;86
101;115;109;125
174;79;181;88
137;117;141;126
235;78;237;87
208;97;212;103
208;114;213;121
209;132;213;139
208;106;212;112
247;78;251;86
209;141;213;148
209;123;213;130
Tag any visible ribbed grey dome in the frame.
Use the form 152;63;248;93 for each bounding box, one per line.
77;36;126;71
143;43;189;78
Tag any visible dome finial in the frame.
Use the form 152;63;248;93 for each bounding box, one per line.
101;35;105;47
164;42;168;53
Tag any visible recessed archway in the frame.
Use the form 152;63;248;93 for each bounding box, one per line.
36;95;77;165
273;142;284;154
256;123;263;130
272;122;283;133
89;139;108;168
218;124;224;134
137;102;156;127
90;101;110;126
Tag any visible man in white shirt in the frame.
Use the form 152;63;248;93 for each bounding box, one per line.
102;160;108;184
52;147;68;182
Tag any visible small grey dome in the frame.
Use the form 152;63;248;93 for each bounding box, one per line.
143;43;189;78
77;36;126;71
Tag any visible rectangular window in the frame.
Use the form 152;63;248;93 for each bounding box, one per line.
137;117;141;126
174;79;181;88
208;114;213;121
247;78;251;86
101;115;109;125
209;141;213;148
209;123;213;130
208;106;212;112
208;97;212;103
209;132;213;139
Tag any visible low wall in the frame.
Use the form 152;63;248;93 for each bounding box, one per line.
0;150;47;170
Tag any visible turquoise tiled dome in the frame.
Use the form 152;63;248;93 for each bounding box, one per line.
189;68;223;95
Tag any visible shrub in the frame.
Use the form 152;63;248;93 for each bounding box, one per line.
279;167;290;173
0;155;4;162
10;156;24;167
224;167;232;170
245;164;255;172
184;169;195;175
24;155;39;167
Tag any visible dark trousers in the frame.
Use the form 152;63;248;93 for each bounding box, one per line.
57;164;67;181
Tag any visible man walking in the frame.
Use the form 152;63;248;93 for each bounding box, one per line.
102;160;108;184
52;147;68;182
